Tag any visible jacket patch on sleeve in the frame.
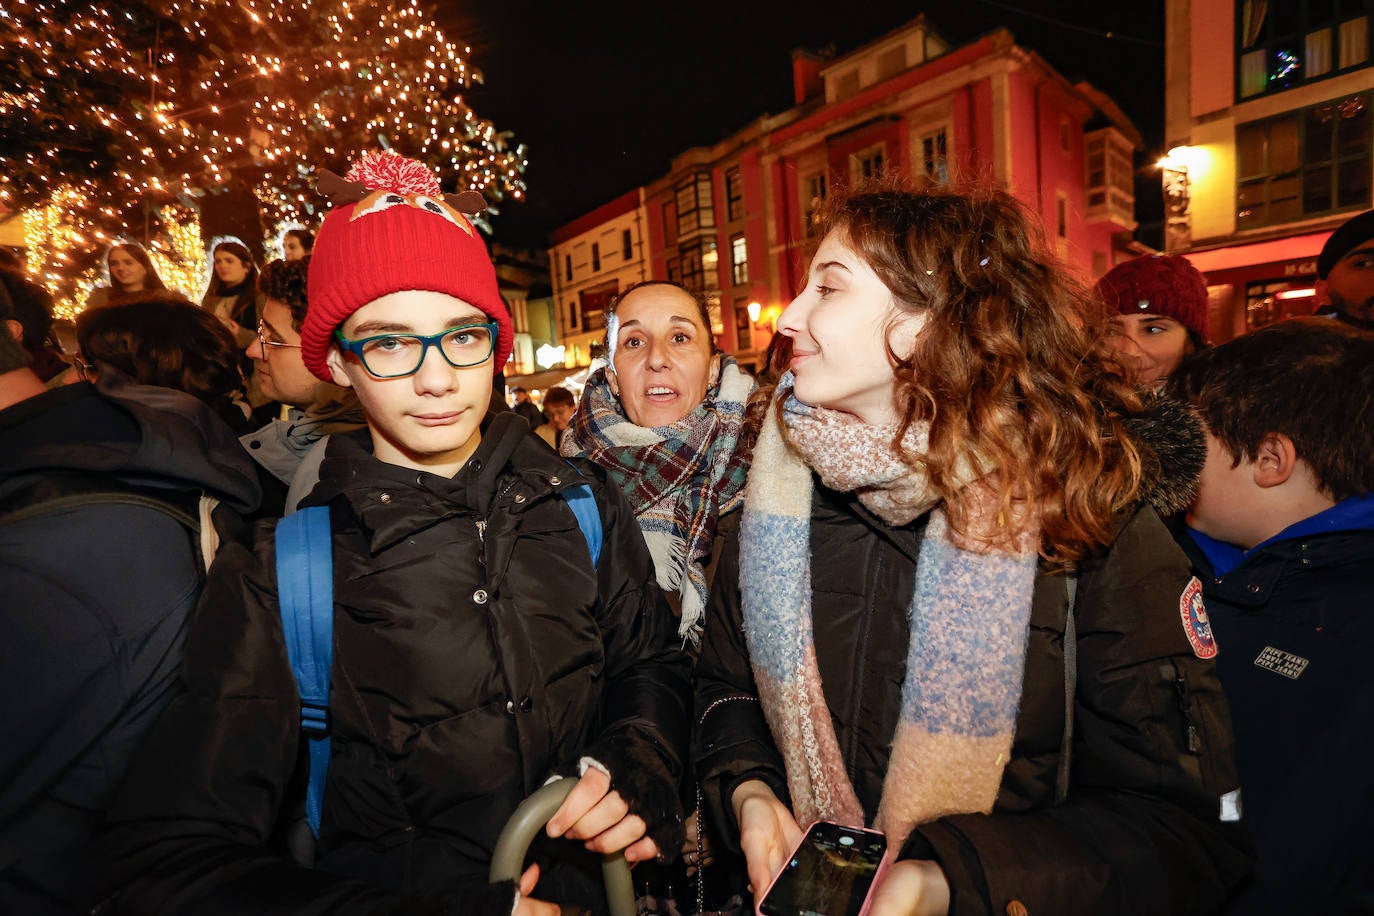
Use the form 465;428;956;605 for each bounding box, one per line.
1179;576;1217;659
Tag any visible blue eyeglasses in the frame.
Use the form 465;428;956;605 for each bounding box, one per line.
333;320;498;379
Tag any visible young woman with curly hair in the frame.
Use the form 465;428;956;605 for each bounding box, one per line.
693;182;1249;916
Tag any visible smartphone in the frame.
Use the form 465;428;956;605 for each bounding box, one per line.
757;821;888;916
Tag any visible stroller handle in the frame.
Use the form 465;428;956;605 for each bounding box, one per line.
489;777;636;916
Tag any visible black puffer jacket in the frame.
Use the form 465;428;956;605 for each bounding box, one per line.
694;414;1251;915
99;413;691;914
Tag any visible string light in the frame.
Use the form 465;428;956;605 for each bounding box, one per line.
1;0;527;314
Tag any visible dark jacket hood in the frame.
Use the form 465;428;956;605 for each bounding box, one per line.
0;370;262;514
1123;392;1207;519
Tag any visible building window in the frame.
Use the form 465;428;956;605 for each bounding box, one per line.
564;254;572;282
730;233;748;286
679;237;718;291
568;300;579;332
591;242;601;272
835;69;861;101
1237;92;1372;228
1238;0;1372;100
918;129;949;183
802;171;828;237
734;297;753;351
877;44;906;81
1059;117;1073;153
850;144;885;184
1084;133;1135;215
579;280;617;332
1245;277;1316;329
726;167;745;222
622;228;633;260
667;257;681;283
676;172;715;236
1056;193;1069;238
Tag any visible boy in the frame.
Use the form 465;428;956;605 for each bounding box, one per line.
99;152;690;915
1174;318;1374;914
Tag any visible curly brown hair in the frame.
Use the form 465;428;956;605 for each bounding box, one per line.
789;181;1147;562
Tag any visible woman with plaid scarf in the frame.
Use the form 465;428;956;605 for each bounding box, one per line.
561;280;758;915
561;281;756;647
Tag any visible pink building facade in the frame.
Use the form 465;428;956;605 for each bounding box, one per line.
553;18;1143;367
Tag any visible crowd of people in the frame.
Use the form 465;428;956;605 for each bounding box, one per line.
2;150;1371;916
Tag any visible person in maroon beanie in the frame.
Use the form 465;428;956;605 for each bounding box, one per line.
1096;254;1209;389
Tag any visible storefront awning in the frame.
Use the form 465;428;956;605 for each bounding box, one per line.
503;366;580;391
1184;230;1333;275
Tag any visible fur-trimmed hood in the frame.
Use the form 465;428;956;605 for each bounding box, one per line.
1123;392;1207;519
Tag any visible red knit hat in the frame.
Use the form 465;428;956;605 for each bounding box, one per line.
301;151;511;381
1095;254;1209;342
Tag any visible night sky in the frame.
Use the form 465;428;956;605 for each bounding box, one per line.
444;0;1166;250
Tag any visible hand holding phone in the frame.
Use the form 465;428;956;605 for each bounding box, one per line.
757;821;889;916
734;779;804;902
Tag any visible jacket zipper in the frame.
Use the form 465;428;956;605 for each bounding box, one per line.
475;479;522;564
1170;659;1202;754
697;693;759;728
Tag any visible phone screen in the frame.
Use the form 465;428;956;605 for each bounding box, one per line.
759;822;887;916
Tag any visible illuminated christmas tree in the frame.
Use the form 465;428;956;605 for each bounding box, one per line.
1;0;214;308
0;0;526;312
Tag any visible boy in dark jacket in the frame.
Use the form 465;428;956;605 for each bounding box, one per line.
1174;318;1374;914
98;151;690;915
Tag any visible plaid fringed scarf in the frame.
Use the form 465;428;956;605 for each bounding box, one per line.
562;357;755;642
739;383;1039;848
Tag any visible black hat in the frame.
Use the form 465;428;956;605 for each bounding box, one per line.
1318;209;1374;279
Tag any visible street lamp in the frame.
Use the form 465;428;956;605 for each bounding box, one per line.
747;300;762;324
1159;147;1191;250
1158;145;1202;252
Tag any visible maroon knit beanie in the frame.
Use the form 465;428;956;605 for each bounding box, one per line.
302;151;511;381
1095;254;1209;342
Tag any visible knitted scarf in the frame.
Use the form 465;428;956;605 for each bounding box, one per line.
739;384;1039;847
562;356;755;642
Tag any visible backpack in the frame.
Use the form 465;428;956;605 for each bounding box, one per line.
274;480;603;839
0;473;220;571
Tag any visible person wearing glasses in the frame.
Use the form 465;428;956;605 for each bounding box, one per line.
98;152;690;916
240;256;364;513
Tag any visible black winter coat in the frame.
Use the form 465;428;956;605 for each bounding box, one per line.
99;413;691;914
0;377;261;916
1181;523;1374;915
695;481;1251;916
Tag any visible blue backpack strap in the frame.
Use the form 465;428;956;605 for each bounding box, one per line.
561;477;602;568
274;505;335;838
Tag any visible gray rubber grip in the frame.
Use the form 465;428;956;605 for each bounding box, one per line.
489;778;636;916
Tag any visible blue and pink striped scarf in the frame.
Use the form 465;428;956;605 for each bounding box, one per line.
739;386;1039;847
